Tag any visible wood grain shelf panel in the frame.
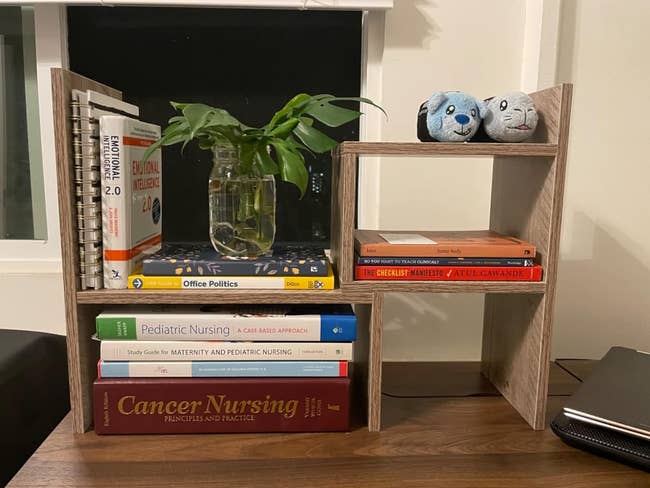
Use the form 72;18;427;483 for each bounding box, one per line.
338;141;558;157
52;68;123;434
76;288;374;304
342;280;546;294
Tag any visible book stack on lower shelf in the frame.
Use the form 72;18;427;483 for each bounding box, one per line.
353;230;543;282
93;304;357;434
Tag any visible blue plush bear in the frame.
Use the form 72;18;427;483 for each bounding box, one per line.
423;91;486;142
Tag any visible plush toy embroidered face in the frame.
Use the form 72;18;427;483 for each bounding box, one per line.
484;92;538;142
425;91;486;142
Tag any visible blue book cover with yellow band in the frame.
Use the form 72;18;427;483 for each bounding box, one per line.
142;242;329;277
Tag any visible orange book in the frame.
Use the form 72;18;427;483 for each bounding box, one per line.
354;230;536;258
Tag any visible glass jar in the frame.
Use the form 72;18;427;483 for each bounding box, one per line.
208;147;276;258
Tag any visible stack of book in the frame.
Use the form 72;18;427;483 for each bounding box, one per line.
126;242;335;290
71;89;162;290
354;230;542;281
92;304;356;434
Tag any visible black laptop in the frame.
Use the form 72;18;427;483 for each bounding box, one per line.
562;346;650;441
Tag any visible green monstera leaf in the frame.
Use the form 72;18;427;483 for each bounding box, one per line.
143;94;385;197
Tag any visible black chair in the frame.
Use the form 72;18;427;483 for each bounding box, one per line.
0;330;70;485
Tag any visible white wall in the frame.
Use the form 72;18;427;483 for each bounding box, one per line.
377;0;526;360
551;0;650;358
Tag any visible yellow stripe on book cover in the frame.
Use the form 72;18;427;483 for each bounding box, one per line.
128;263;334;290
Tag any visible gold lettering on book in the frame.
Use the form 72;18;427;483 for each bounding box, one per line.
162;401;177;415
117;395;135;415
204;394;298;419
103;392;110;427
116;394;299;419
117;396;203;415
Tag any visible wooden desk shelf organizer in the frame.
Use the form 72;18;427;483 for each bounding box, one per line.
52;68;571;434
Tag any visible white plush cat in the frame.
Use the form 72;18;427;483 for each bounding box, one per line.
483;92;538;142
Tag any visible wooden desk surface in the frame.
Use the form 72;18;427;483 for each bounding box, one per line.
10;361;648;487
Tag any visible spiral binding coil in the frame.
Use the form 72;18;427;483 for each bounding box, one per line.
71;90;104;290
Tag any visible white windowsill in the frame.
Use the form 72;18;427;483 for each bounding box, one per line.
6;0;393;9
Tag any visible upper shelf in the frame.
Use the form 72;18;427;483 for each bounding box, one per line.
337;142;558;157
76;288;374;305
337;84;571;159
342;280;547;294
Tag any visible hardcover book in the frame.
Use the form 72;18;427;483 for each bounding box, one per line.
97;360;349;378
143;242;329;277
94;377;351;434
355;265;543;281
127;263;334;290
355;255;534;267
354;230;536;258
95;304;357;341
100;340;353;361
100;115;162;288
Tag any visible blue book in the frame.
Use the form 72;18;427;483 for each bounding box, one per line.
143;242;329;276
98;360;349;378
355;255;534;267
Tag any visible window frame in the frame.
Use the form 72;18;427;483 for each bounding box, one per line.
0;5;67;274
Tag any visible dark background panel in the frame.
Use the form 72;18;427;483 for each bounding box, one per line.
67;7;361;246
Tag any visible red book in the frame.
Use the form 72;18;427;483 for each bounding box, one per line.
94;377;350;434
354;265;543;281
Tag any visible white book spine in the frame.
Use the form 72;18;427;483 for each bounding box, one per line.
86;90;139;116
96;309;355;341
100;117;129;288
100;341;353;361
100;116;162;289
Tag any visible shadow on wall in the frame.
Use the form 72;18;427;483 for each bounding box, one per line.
383;292;485;361
556;0;579;82
384;0;440;49
553;212;650;358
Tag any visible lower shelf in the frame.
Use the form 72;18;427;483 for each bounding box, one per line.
341;280;547;294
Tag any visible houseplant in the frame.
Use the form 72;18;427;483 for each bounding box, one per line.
142;94;384;258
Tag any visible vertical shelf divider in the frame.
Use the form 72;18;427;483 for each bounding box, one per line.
330;148;357;284
52;68;123;433
481;84;572;429
352;293;384;432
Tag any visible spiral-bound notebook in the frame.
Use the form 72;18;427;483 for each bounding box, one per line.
70;90;139;289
